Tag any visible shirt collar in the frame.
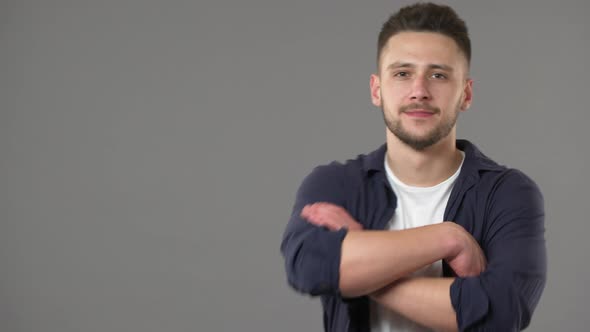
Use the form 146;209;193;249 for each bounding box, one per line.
362;139;504;176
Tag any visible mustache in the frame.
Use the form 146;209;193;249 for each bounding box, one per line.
399;103;440;114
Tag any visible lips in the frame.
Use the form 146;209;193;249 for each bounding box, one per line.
403;109;435;118
400;104;439;118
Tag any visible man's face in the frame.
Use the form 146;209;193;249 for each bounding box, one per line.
370;31;473;151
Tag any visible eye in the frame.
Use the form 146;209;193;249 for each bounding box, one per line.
393;71;410;78
431;72;447;79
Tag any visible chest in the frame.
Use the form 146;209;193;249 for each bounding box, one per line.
349;179;488;245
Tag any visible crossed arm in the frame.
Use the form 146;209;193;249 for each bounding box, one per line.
300;202;487;332
284;168;546;331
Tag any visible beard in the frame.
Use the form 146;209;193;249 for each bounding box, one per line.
382;102;460;151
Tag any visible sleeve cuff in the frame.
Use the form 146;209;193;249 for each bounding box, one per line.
450;277;490;330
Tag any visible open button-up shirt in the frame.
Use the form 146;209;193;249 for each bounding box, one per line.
281;140;546;331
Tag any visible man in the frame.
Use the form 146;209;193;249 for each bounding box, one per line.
280;3;546;332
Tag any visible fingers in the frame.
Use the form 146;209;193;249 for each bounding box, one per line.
444;224;487;277
470;238;487;275
302;202;343;220
300;202;363;231
301;202;343;230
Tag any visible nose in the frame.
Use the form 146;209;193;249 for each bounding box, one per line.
409;77;431;101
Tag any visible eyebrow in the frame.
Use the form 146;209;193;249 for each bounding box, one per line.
386;62;454;72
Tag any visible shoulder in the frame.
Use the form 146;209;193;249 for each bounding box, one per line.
296;145;385;202
460;140;542;200
484;168;544;212
300;155;365;192
460;140;544;225
478;168;543;203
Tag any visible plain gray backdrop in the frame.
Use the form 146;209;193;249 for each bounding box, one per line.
1;0;589;331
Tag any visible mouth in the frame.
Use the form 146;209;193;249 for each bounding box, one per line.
400;104;439;118
403;109;436;118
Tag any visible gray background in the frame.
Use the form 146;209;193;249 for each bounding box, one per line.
1;0;588;331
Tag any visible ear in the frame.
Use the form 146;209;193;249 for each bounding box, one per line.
460;78;473;111
370;74;382;107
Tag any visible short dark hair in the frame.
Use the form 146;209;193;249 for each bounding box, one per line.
377;2;471;67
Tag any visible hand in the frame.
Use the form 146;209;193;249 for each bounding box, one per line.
300;202;363;231
444;222;487;277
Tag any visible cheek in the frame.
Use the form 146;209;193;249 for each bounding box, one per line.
433;85;463;103
382;83;409;101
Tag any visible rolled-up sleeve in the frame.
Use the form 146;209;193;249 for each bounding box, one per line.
451;170;547;331
280;164;350;296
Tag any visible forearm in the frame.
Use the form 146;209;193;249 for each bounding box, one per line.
371;277;458;332
339;223;455;297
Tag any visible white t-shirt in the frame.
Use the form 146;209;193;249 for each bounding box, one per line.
370;152;464;332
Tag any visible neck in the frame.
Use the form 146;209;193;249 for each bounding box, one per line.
385;130;463;187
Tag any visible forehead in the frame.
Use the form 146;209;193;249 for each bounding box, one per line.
380;31;467;71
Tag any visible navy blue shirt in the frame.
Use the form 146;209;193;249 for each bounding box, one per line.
281;140;546;331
